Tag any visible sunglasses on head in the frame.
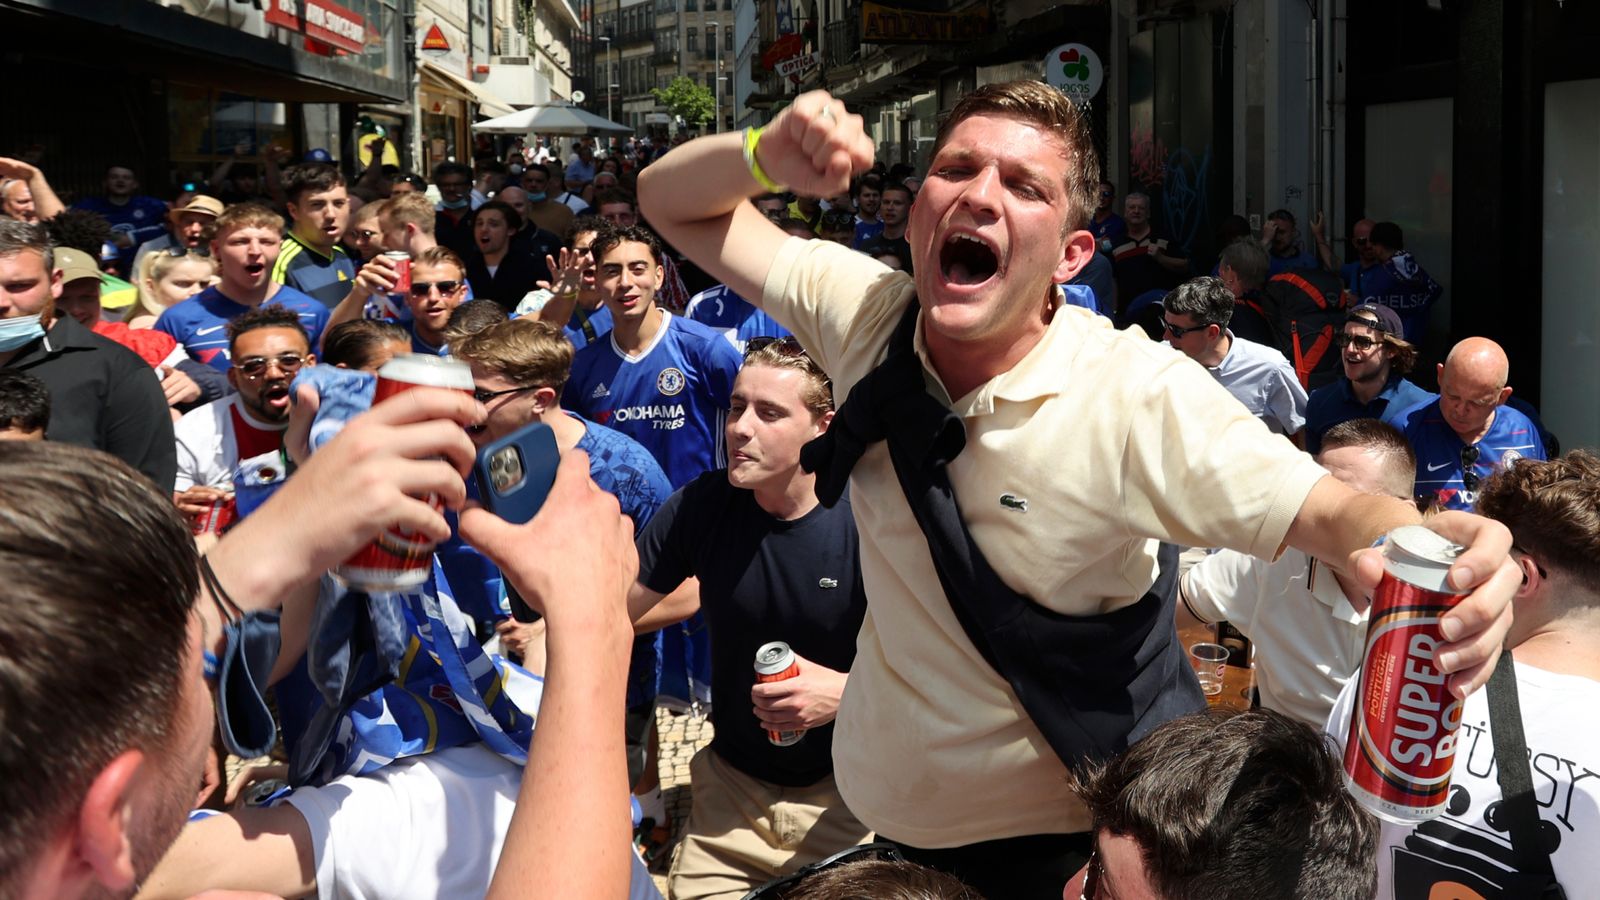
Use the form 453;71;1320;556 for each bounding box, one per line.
235;353;305;379
745;335;806;357
166;245;211;258
409;281;462;298
742;843;906;898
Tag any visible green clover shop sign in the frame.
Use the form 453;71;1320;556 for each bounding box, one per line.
1044;43;1103;105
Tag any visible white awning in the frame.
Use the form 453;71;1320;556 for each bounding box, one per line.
420;61;517;118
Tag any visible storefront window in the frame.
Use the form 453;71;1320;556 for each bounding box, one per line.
139;0;400;81
167;85;290;160
1364;99;1454;345
1541;79;1600;449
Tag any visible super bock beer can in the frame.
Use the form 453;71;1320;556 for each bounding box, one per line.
381;250;411;319
333;354;473;592
1343;525;1471;824
753;641;805;747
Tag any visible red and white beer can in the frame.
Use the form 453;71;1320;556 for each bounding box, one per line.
753;641;805;747
191;492;237;536
1343;525;1471;824
333;354;473;592
382;250;411;319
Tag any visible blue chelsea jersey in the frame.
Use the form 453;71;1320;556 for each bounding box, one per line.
685;284;792;353
1402;398;1547;511
154;285;329;371
566;311;743;489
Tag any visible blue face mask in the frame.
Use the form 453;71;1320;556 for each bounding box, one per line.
526;192;547;203
441;197;471;210
0;314;45;352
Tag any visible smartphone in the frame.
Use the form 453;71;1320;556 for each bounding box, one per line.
472;422;561;624
473;421;560;526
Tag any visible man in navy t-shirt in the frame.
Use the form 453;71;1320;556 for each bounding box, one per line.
630;338;871;898
1402;337;1546;511
72;165;169;276
156;203;329;371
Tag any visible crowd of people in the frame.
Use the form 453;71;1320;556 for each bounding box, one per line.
0;78;1592;900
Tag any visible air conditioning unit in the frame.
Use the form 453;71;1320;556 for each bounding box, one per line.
503;30;530;57
496;56;533;65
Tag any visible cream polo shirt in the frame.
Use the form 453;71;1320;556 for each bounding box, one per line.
1180;547;1367;728
762;238;1330;846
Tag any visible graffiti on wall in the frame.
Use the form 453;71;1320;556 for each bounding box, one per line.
1161;145;1211;260
1130;128;1168;191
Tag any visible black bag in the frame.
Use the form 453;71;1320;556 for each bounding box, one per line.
1246;267;1352;391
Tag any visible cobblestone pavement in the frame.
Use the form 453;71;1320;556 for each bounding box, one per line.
647;706;715;894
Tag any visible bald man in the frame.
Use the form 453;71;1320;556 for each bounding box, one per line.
1401;337;1546;510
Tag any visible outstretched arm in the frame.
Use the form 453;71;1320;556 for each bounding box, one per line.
464;452;639;900
638;90;875;308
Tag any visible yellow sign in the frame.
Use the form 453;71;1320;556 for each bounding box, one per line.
860;1;992;43
357;133;401;168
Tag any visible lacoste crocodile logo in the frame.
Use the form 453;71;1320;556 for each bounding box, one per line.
1000;493;1027;512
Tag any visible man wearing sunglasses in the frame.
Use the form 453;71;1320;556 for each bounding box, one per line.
172;305;312;528
130;193;223;274
1303;303;1435;454
1161;276;1307;438
1402;336;1546;511
401;246;471;355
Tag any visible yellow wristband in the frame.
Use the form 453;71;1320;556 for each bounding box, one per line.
742;126;784;193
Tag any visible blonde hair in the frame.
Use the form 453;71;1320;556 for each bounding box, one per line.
743;340;833;417
380;192;436;236
127;250;216;323
452;318;573;400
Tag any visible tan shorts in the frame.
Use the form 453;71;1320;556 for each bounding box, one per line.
667;746;873;900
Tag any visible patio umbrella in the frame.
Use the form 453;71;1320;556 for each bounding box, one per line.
471;105;633;135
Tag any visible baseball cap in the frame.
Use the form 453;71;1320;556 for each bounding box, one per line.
174;195;225;218
1348;302;1403;336
54;247;103;286
304;148;334;164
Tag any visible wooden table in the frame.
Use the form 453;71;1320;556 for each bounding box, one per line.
1176;621;1256;712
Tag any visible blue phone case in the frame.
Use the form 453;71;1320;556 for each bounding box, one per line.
472;421;560;526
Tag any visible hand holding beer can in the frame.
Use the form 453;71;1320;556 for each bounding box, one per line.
380;250;411;320
1343;525;1471;824
754;641;805;747
334;354;473;592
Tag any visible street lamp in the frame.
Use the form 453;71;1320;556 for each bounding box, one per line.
707;21;721;133
597;34;614;123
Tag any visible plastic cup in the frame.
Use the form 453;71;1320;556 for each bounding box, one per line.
1189;642;1230;696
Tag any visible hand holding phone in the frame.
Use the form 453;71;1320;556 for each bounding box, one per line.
473;422;562;623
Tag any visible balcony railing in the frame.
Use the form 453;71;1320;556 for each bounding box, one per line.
653;48;679;65
824;16;859;70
